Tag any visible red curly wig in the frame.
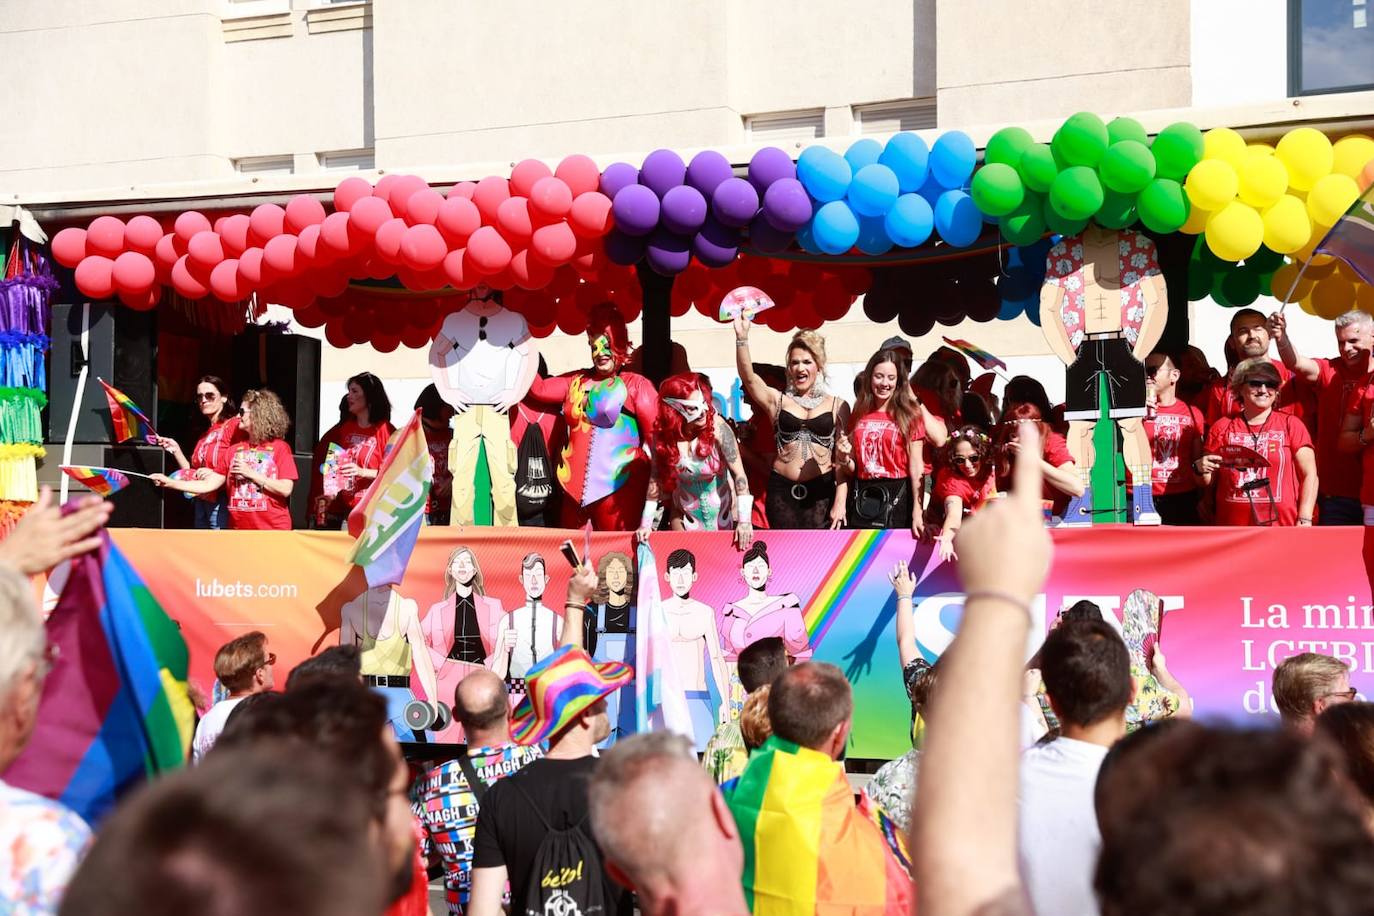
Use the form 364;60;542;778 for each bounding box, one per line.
993;401;1050;478
653;373;719;496
585;302;632;369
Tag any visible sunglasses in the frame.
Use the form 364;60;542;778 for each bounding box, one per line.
1245;379;1279;391
951;455;981;466
260;652;276;668
195;392;220;402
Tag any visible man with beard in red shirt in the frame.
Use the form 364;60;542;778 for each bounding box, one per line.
1202;309;1302;426
1272;309;1374;525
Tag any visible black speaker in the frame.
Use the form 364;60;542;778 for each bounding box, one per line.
47;302;157;444
231;329;321;455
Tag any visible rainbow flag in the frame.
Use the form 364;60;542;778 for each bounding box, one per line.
60;465;130;497
98;378;157;443
1316;183;1374;286
3;532;194;824
942;336;1008;372
347;409;432;587
634;544;694;740
725;736;913;915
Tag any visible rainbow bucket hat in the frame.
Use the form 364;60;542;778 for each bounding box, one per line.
510;645;633;746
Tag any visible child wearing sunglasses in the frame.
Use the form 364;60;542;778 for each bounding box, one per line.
931;426;997;561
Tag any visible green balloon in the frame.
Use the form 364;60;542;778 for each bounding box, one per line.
1215;266;1261;307
985;127;1034;168
1043;194;1089;236
970;163;1026;217
1099;140;1157;194
1095;188;1138;230
1107;117;1149;147
1259;270;1274;298
1051;112;1110;168
1151;122;1204;182
1001;192;1047;246
1187;260;1215;301
1049;166;1104;221
1245;245;1285;273
1137;178;1190;233
1018;144;1059;193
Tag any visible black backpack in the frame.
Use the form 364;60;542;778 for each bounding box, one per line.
514;419;557;527
511;779;610;916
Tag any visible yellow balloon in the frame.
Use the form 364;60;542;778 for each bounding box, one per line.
1275;127;1334;192
1185;159;1239;211
1307;173;1361;225
1237;154;1288;209
1205;201;1264;262
1299;293;1319;316
1312;276;1356;319
1203;127;1248;168
1357;282;1374;315
1333;134;1374;180
1271;261;1315;302
1181;205;1211;234
1247;143;1276;157
1261;195;1311;254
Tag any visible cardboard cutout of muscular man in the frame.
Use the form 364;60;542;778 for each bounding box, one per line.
1039;227;1168;526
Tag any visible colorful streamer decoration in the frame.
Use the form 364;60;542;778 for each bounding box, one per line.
60;465;132;497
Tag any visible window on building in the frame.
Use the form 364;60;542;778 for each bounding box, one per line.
854;99;938;135
745;110;825;144
1290;0;1374;95
319;149;375;171
234;155;295;175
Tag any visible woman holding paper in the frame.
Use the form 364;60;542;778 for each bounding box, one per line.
309;372;393;529
153;375;241;529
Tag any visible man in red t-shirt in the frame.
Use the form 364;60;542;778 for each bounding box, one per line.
1142;351;1206;525
1272;309;1374;525
1201;309;1302;426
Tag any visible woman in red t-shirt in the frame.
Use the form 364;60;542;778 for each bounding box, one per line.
1198;358;1317;527
310;372;394;529
153;375;242;529
993;402;1084;518
155;389;298;530
837;347;927;535
931;426;997;561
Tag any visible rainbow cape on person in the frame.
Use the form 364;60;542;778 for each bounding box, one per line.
347;409;431;587
3;532;194;824
97;378;157;443
724;736;913;915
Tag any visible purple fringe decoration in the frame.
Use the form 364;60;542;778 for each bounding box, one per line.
0;240;57;337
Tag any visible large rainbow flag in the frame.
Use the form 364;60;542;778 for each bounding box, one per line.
3;532;194;824
725;736;912;914
348;409;432;587
97;377;157;443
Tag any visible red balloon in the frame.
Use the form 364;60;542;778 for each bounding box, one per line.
413;266;449;291
442;248;475;290
529;320;558;339
556;305;588;336
248;204;286;245
174;211;212;244
467;226;512;273
344;309;374;345
316;293;351;317
171;255;209;299
75;256;117;299
374;218;408;264
400;224;447;271
569;192;614;238
297;223;333;266
374;174;403;202
319;211;355;257
556;155;602;197
530;222;577;267
308;269;350;299
496;197;534;243
153;233;181;273
485;266;515;290
529;177;573;220
400;322;434;350
237;248;267;289
522;294;558;327
447;181;478;201
348;196;392;237
187;231;225;271
209;260;242;301
325;321;352;349
405;188;444;227
294;303;327;328
118;286;162;312
124;216;163;255
509;249;556;290
263;234;300;276
472;176;511;225
437;197;481;246
51;228;87;268
388;175;429;219
112;252;156;295
372;332;401;354
570;238;607;275
86;216;126;258
333;176;373;213
215;214;249;256
510;159;554;197
285;195;327;234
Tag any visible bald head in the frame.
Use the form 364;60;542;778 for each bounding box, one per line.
454;670;509;744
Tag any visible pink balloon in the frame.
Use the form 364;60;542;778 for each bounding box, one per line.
530;222;577;267
447;181;478;201
497;197;534;242
171;255;209;299
297;223;333;266
405;188;444;226
263;234;300;276
112;252;156;295
174;211;212;244
374;218;408;264
319;211;355;257
248;204;286;245
187;231;225;271
87;216;126;258
466;226;512;274
348;196;393;237
374;174;404;202
569;192;614;238
400;224;447;271
124;216;163;255
285;195;327;234
209;259;243;302
218;214;252;255
472;177;511;225
119;286;162;312
511;159;554;197
529;177;573;220
75;256;116;299
51;228;87;268
556;154;602;197
237;248;267;288
154;233;182;272
333;176;373;213
442;248;475;290
388;175;429;220
510;249;556;290
437;197;481;246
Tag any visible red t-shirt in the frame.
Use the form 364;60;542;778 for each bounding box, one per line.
1309;358;1372;500
312;419;393;515
1202;359;1298;426
851;410;924;480
933;467;996;514
1354;386;1374;506
422;423;453;516
189;417;245;502
996;430;1076;514
1205;412;1313;527
227;438;299;530
1144;400;1205;496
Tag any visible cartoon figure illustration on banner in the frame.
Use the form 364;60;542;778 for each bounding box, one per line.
429;284;539;527
718;541;810;716
341;584;440;742
661;548;730;749
489;553;563;689
414;546;503;742
583;550;638;742
1039;227;1168;525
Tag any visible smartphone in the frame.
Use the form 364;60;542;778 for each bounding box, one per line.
559;539;581;569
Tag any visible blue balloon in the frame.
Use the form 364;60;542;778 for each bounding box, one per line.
884;194;934;248
844;138;883;173
998;296;1030;320
796;221;821;254
811;200;860;255
930;131;977;189
916;172;944;208
856;215;893;256
847;164;900;218
934;189;982;247
879;133;930;192
796;147;852;203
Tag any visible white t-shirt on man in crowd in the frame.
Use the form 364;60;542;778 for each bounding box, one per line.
1017;736;1109;916
191;696;245;762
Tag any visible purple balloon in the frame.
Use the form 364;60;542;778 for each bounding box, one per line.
762;178;812;232
604;229;646;266
692;216;740;268
748;213;793;253
711;177;760;228
645;227;692;276
612;184;661;237
599;162;639;200
661;185;708;236
639;149;687;199
686;150;734;197
748;146;796;192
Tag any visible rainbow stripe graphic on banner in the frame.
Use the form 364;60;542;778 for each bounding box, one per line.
97;378;157;443
802;528;886;644
60;465;130;497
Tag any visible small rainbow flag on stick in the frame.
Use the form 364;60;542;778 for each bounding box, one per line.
60;465;139;497
942;336;1009;374
98;378;158;443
